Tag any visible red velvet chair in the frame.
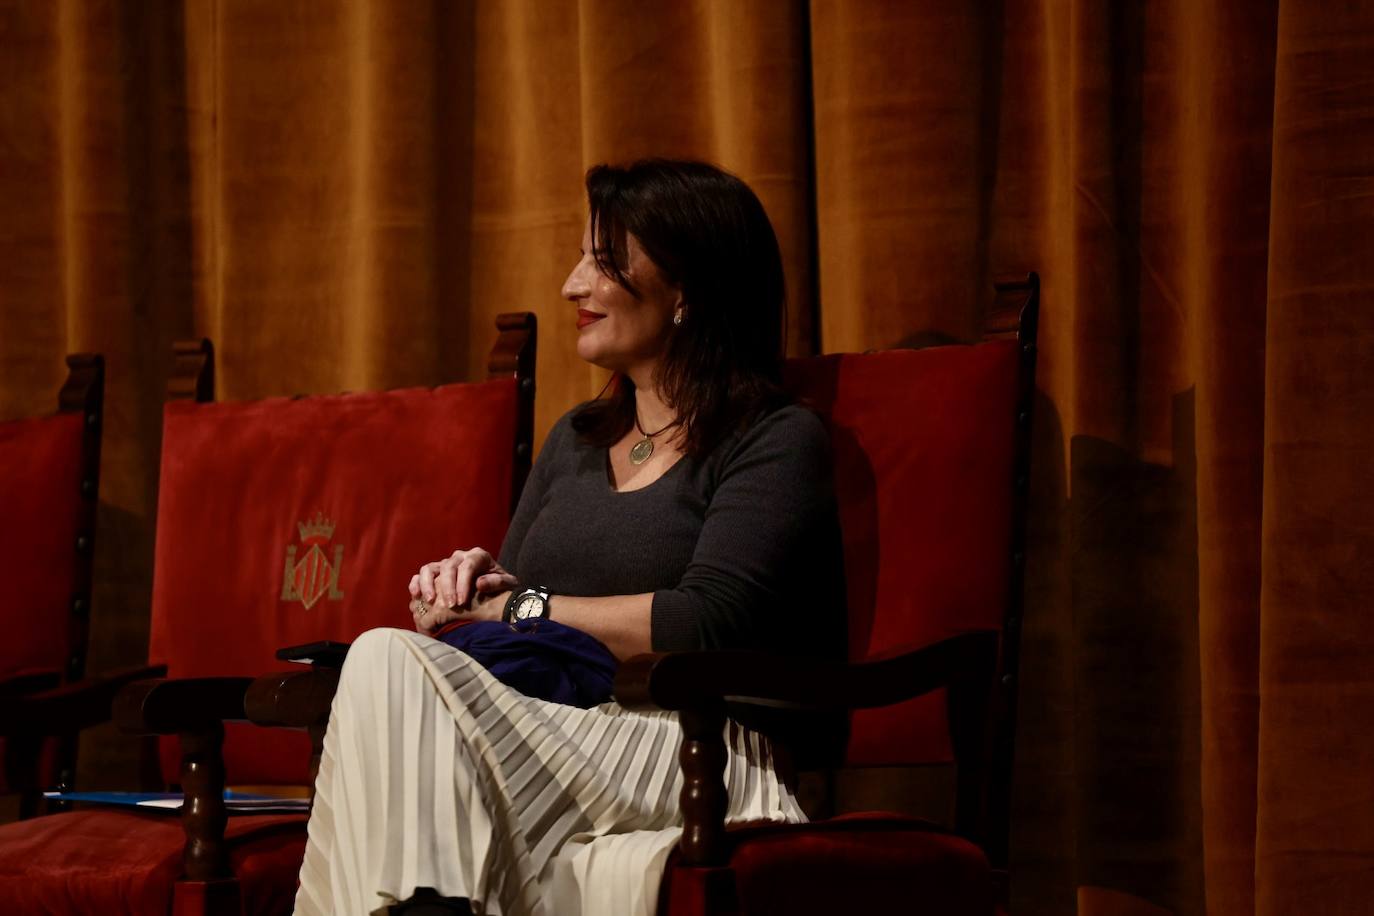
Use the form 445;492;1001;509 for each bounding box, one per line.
0;354;104;819
0;314;536;916
616;275;1040;915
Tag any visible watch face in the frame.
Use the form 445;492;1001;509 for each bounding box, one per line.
514;595;544;620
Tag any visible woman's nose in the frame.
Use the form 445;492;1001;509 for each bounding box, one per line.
561;257;592;300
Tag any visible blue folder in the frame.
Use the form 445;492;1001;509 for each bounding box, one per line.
42;790;310;814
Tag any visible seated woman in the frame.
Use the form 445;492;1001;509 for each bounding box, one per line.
294;159;846;916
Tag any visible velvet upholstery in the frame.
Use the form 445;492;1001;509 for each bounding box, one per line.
148;378;519;785
660;814;993;916
0;809;305;916
0;410;85;795
784;341;1019;765
0;411;84;681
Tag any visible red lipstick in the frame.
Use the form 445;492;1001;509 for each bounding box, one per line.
576;309;605;330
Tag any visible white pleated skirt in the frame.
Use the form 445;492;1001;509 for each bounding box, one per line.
293;628;806;916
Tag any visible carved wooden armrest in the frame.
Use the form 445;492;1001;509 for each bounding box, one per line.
0;665;164;807
615;631;998;712
0;664;168;736
244;667;341;798
0;670;61;701
244;669;340;729
250;641;351;796
612;631;999;867
113;676;254;734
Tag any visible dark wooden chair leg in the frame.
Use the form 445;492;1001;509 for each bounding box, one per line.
678;704;728;868
174;721;242;915
179;722;231;882
6;732;41;820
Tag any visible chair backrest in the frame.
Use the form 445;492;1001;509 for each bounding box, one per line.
0;356;102;802
782;277;1037;793
0;355;103;686
147;315;536;785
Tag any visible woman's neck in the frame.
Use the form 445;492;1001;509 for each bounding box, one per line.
632;384;676;434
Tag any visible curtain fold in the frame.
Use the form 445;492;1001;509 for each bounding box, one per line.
1185;6;1276;916
811;0;996;351
1256;4;1374;915
1;1;1371;913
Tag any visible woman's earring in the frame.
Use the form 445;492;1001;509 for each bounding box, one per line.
673;309;684;327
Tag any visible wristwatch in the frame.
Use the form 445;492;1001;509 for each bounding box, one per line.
503;586;552;623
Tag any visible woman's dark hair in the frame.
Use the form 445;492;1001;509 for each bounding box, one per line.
571;159;789;458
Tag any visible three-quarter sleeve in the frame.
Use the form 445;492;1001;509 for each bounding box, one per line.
650;406;838;652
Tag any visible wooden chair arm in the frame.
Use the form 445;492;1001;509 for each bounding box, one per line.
0;670;61;701
112;676;254;735
613;630;999;713
242;668;342;817
244;668;340;729
612;631;999;869
104;676;254;884
0;664;168;736
86;672;321;885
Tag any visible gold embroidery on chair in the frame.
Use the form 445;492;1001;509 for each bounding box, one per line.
281;511;345;610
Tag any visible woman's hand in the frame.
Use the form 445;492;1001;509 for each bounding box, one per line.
409;588;512;635
408;548;519;635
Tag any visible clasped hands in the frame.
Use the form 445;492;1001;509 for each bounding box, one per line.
408;547;519;636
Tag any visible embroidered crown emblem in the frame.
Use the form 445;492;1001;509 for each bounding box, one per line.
297;511;336;543
281;511;345;611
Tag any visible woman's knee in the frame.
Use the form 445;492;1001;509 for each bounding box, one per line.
339;627;424;687
348;626;412;656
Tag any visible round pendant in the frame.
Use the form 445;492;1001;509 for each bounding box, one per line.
628;438;654;465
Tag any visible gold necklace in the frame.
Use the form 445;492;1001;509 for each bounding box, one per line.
629;413;676;465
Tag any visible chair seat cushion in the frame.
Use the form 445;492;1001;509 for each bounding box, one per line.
0;809;307;916
661;813;994;916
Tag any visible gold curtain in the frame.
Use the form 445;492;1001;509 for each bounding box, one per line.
2;2;1372;913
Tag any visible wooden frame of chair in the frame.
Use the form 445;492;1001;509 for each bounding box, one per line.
110;313;537;907
57;353;106;687
983;272;1039;879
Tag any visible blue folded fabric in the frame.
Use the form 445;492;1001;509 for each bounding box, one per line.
436;619;617;708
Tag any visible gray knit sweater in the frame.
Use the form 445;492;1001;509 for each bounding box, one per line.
498;402;847;660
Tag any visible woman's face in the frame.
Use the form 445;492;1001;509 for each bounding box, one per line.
561;220;680;379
